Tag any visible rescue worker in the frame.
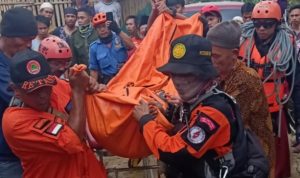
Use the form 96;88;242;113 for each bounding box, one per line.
2;49;107;178
207;21;275;176
239;1;297;177
39;36;72;78
133;35;269;178
89;12;134;84
200;4;222;29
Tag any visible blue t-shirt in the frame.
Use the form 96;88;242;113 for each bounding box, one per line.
0;51;18;161
89;33;128;76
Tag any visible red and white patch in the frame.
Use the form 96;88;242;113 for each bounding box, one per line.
199;117;216;131
26;60;41;75
187;126;205;144
45;122;63;136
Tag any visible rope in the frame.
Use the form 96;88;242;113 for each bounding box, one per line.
240;21;297;106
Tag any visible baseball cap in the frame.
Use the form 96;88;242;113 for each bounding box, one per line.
10;49;57;93
157;34;218;80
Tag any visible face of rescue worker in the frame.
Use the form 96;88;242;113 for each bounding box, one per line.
126;18;137;36
211;46;237;80
289;9;300;28
40;8;54;19
37;22;50;39
206;15;220;29
48;59;71;77
14;86;52;112
65;13;77;27
242;12;252;23
95;23;110;38
77;12;91;26
2;37;34;57
171;74;206;102
253;19;277;40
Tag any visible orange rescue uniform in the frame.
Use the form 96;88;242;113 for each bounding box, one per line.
139;94;234;177
2;79;107;178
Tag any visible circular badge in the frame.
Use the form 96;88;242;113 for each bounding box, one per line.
26;60;41;75
187;126;206;144
172;43;186;59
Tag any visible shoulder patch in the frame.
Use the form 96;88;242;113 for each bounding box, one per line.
199;116;217;131
187;126;206;144
45;122;64;136
181;114;220;151
34;119;52;130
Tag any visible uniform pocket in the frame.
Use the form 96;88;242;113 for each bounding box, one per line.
96;52;111;69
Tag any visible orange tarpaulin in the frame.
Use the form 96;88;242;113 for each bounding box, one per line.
86;13;204;158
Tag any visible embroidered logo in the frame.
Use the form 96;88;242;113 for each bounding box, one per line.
172;43;186;59
199;117;216;131
187;126;206;144
26;60;41;75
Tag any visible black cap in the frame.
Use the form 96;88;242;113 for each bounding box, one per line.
10;49;57;93
157;34;218;80
0;7;37;37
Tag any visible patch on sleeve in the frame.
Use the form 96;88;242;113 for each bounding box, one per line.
33;119;51;131
187;126;206;144
198;116;219;133
45;122;64;136
181;115;220;151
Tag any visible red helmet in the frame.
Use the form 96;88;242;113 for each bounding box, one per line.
252;0;281;21
39;36;72;60
201;5;221;16
92;12;107;27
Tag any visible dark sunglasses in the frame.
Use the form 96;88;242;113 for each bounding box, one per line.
253;20;277;29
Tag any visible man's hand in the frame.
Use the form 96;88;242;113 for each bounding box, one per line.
148;100;164;115
166;94;182;106
108;20;121;35
156;0;172;15
69;66;90;92
86;77;107;93
133;100;151;122
150;0;159;14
